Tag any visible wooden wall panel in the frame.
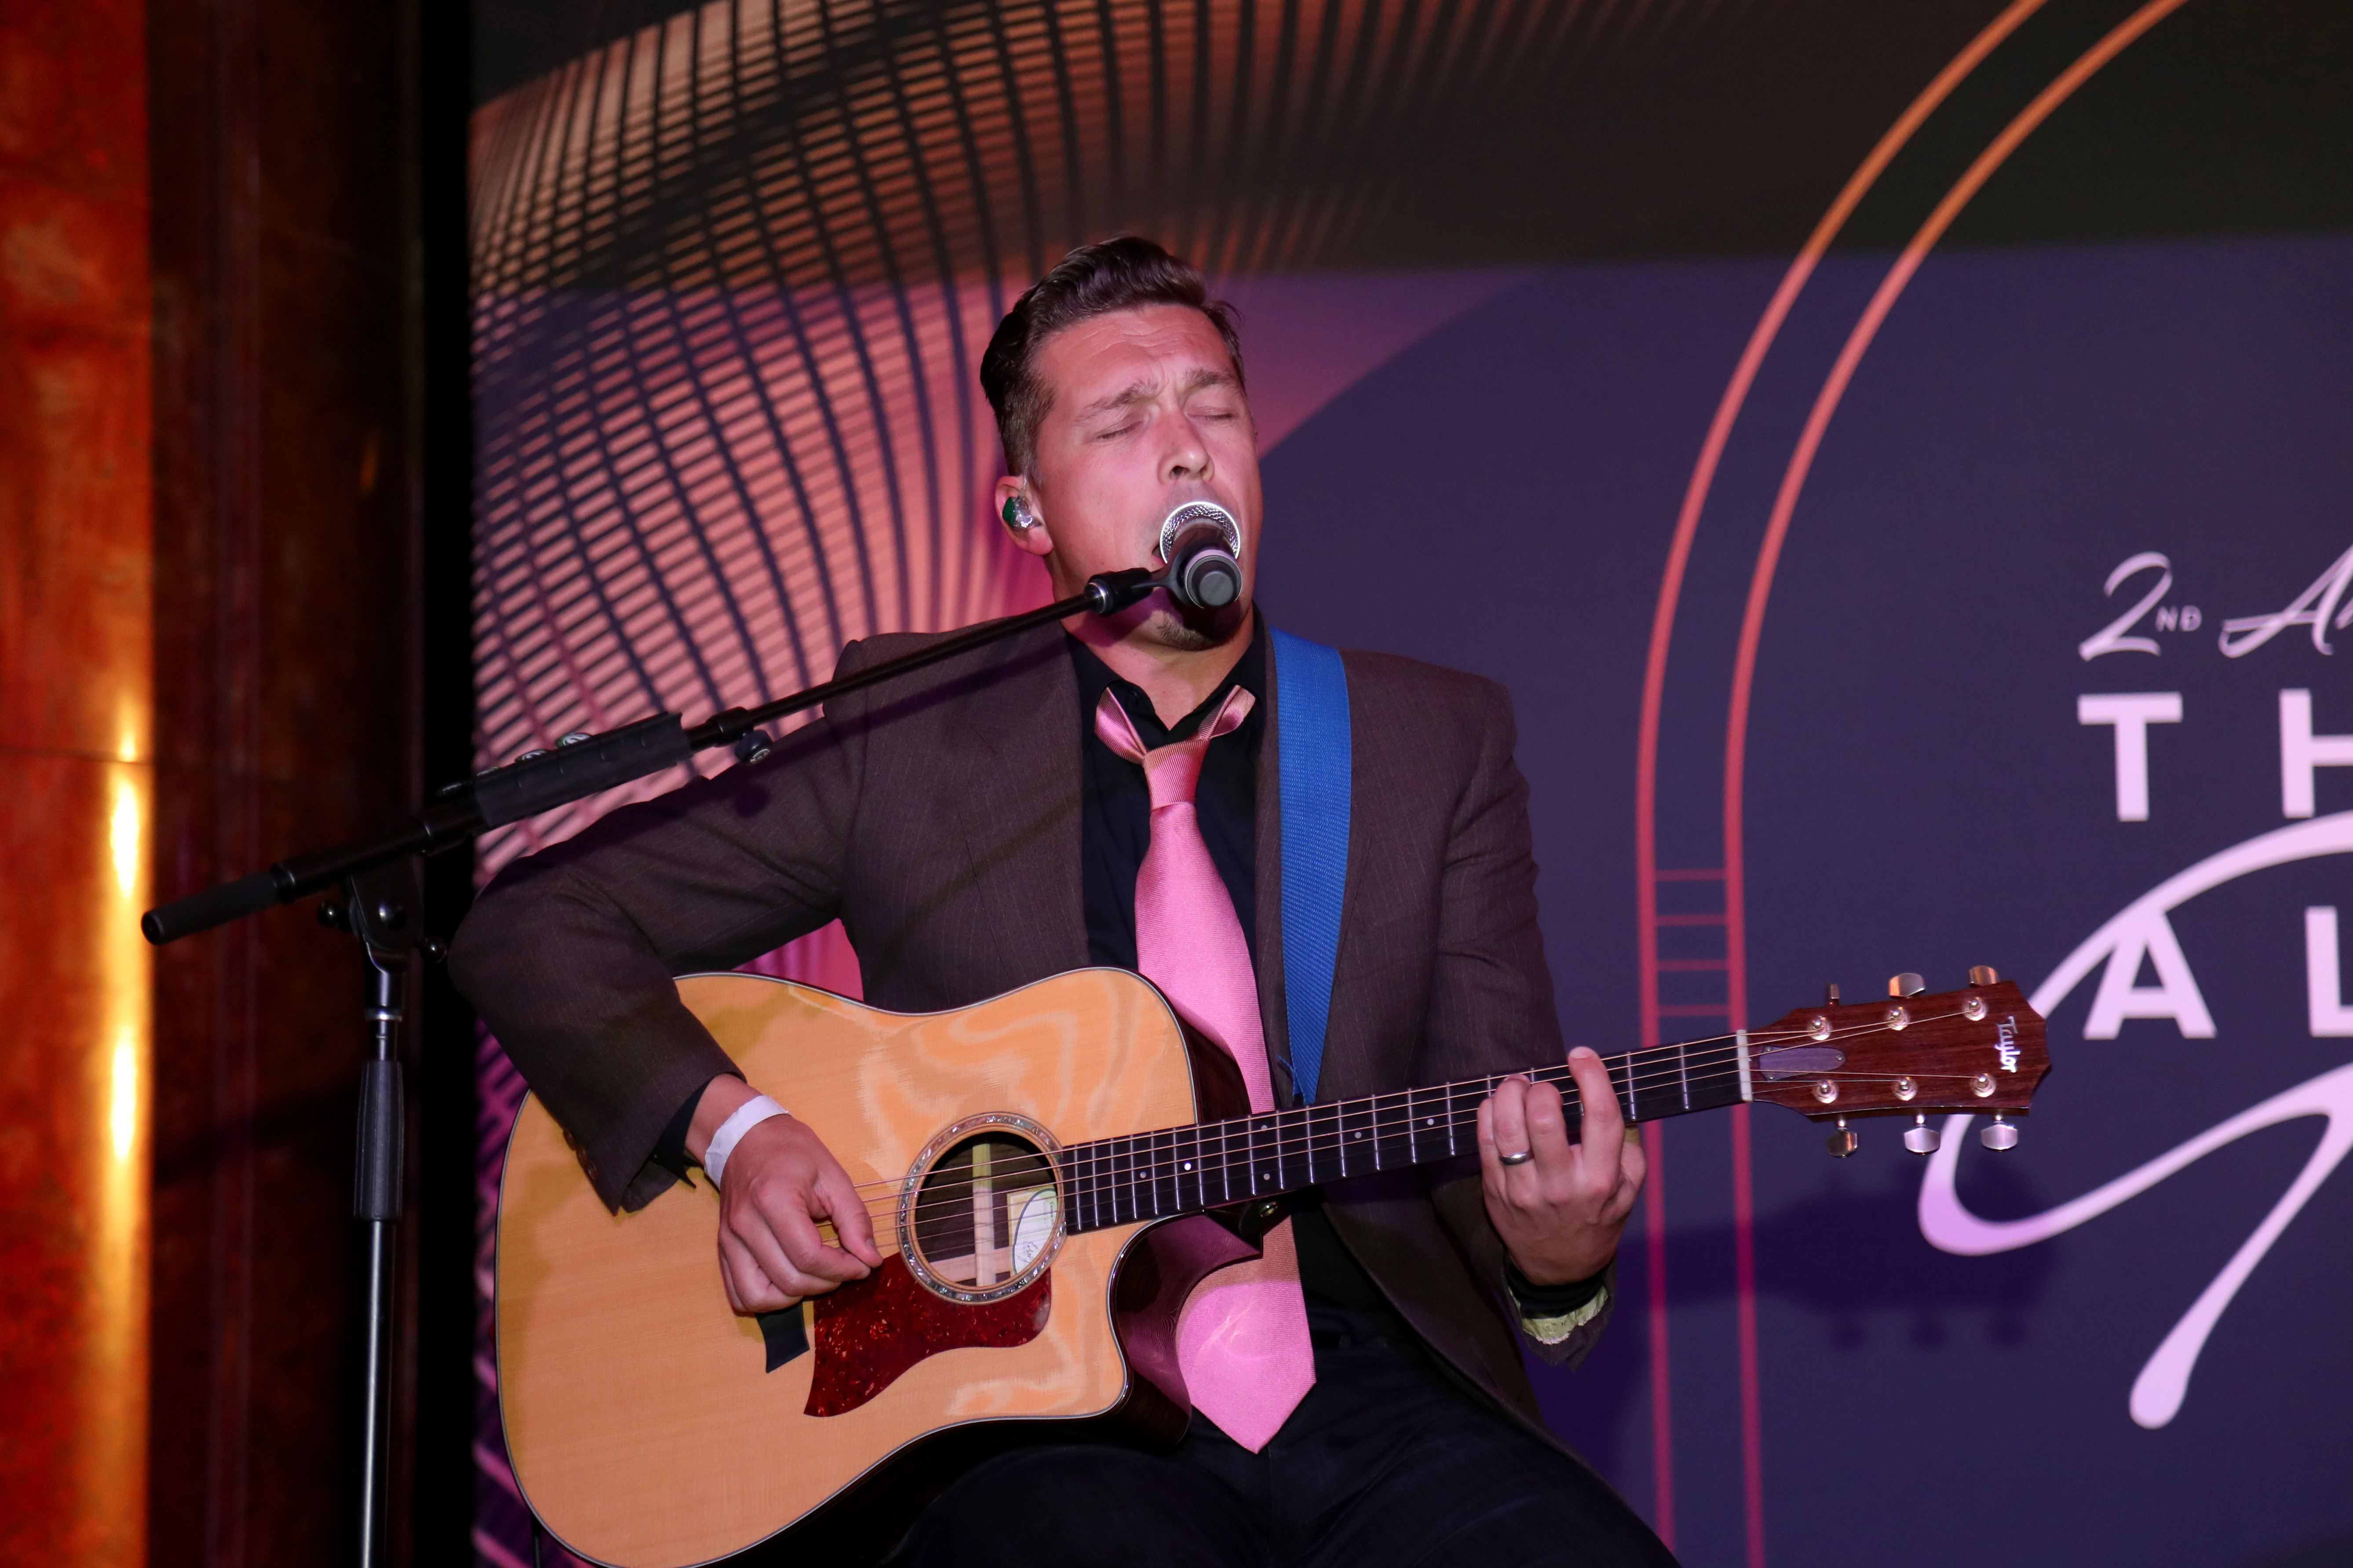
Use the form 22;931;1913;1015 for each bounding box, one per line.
0;0;153;1560
144;0;419;1560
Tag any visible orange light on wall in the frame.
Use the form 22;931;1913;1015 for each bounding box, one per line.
0;0;153;1561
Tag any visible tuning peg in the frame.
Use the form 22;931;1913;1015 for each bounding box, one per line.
1823;982;1842;1006
1825;1118;1858;1158
1888;972;1926;998
1903;1113;1940;1155
1980;1113;2019;1151
1969;965;1999;987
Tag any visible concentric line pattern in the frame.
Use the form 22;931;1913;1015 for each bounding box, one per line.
469;0;1691;878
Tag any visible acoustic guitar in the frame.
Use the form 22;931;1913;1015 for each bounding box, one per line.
495;966;2049;1566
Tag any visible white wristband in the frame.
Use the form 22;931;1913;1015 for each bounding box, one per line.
703;1094;788;1189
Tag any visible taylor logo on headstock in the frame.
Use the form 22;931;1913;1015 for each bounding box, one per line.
1996;1017;2021;1074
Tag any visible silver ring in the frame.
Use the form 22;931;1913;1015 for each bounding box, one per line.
1498;1149;1535;1167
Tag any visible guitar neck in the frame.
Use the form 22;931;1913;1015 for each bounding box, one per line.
1060;1031;1755;1236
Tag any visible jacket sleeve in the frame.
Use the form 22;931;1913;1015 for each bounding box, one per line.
449;645;876;1212
1420;675;1617;1368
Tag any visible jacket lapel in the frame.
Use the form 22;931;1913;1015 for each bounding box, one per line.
945;621;1089;983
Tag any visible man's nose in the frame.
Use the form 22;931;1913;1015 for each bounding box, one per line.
1159;416;1213;483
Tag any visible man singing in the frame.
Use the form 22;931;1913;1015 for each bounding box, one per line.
453;236;1675;1567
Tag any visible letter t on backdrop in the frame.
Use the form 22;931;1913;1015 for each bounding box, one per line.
2079;693;2182;821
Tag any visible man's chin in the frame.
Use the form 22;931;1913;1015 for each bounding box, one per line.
1141;598;1248;652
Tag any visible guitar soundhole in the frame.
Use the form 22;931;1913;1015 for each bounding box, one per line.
902;1119;1063;1305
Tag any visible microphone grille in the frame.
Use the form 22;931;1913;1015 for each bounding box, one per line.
1158;500;1241;564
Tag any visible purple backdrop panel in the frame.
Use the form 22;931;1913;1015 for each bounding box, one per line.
1256;236;2353;1568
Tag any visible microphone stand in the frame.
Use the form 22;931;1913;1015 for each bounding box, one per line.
139;565;1164;1567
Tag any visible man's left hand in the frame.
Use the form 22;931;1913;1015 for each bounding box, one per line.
1476;1047;1646;1287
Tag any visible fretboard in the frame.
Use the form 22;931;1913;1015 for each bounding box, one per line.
1061;1031;1755;1236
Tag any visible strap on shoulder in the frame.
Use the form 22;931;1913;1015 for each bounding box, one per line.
1270;628;1351;1104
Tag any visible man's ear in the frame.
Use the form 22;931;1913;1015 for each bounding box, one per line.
993;474;1054;559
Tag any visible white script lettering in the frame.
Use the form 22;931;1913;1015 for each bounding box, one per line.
2080;552;2173;660
1918;812;2353;1427
2221;543;2353;657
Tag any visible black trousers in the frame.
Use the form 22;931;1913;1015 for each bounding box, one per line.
894;1321;1677;1568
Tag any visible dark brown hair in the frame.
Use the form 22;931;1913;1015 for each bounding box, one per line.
980;236;1245;478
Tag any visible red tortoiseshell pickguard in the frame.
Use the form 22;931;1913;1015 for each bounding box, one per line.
804;1255;1052;1416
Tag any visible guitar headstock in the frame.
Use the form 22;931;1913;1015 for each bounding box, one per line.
1747;970;2050;1155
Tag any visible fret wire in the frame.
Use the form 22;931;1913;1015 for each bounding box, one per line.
1057;1063;1758;1229
865;1025;1824;1219
1049;1046;1985;1233
845;1018;1853;1214
1161;1127;1179;1216
1095;1138;1111;1228
1040;1012;1947;1232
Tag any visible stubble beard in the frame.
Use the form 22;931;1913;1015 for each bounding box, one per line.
1138;595;1246;652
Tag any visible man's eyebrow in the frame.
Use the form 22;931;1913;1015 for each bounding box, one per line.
1077;366;1241;417
1077;380;1158;417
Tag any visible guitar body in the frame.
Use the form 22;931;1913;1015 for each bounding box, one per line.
497;960;2052;1566
496;967;1235;1568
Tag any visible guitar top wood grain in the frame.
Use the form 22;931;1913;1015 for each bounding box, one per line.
497;967;1198;1568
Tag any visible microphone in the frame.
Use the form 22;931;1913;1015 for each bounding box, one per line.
1157;500;1244;611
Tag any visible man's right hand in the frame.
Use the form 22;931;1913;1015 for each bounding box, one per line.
687;1075;885;1314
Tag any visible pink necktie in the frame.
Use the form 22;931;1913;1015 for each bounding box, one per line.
1094;686;1315;1452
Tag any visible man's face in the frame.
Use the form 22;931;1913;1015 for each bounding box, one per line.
1008;303;1261;649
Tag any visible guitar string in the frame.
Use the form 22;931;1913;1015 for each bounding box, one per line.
824;1006;2009;1232
818;1017;1809;1201
820;1025;1811;1223
815;1006;1993;1229
835;1051;2020;1245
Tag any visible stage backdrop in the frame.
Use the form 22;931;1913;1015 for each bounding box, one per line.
467;3;2353;1564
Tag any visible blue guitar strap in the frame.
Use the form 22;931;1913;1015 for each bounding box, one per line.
1270;628;1351;1105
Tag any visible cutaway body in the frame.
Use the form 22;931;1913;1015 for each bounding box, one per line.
496;968;1202;1568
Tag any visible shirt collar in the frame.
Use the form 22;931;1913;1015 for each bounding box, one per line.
1067;616;1267;749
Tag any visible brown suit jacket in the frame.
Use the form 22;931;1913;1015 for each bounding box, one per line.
451;617;1613;1441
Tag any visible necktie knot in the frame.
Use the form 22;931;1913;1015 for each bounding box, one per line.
1092;686;1256;809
